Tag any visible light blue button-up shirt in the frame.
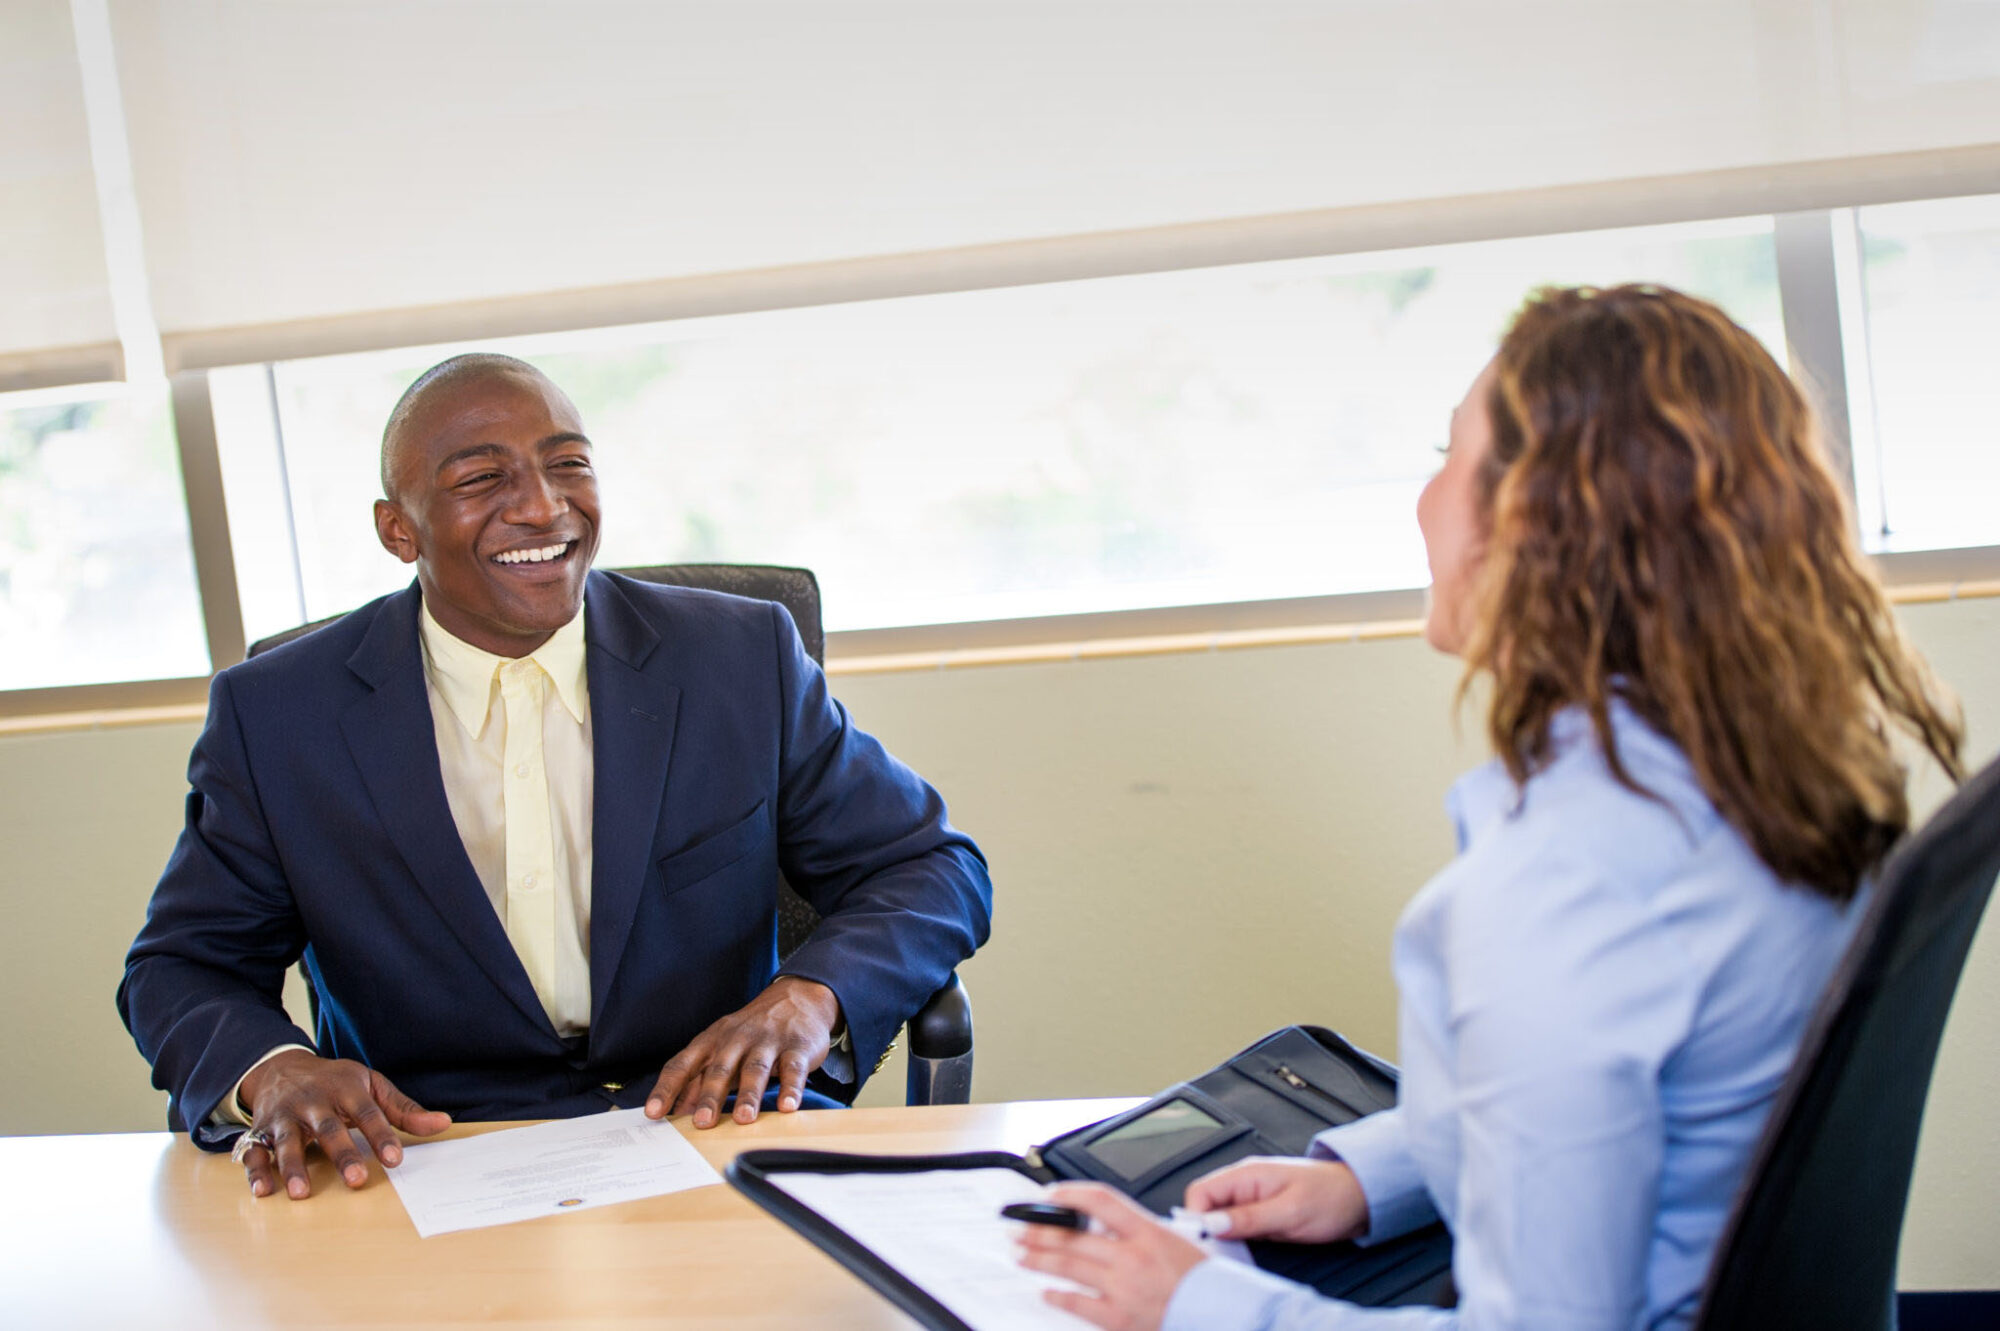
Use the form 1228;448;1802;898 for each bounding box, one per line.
1165;704;1858;1331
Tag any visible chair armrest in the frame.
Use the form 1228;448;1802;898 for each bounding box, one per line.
908;973;972;1062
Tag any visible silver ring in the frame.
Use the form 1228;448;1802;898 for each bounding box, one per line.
230;1128;274;1165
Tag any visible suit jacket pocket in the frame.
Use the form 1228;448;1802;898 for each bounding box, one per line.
657;800;770;897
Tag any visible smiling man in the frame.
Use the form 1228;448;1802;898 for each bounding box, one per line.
119;353;992;1202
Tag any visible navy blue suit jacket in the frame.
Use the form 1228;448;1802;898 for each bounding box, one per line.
120;571;991;1148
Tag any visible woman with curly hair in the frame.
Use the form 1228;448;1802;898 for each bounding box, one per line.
1017;284;1963;1331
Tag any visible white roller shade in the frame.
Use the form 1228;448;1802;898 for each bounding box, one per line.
0;1;120;391
106;0;2000;369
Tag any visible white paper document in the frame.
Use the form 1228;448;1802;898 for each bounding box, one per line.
771;1168;1249;1331
773;1168;1089;1330
386;1109;721;1237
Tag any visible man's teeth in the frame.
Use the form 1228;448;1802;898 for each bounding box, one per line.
493;542;570;565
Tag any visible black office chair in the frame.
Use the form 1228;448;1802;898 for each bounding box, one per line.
247;562;975;1106
1691;751;2000;1331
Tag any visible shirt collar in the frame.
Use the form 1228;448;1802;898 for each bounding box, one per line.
418;598;589;738
1444;696;1696;852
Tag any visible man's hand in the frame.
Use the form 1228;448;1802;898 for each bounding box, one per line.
235;1050;452;1200
644;976;840;1128
1181;1156;1370;1244
1014;1183;1207;1331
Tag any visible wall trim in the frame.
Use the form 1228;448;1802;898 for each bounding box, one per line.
0;701;207;738
829;617;1430;676
826;574;2000;676
828;588;1428;660
7;569;1997;735
0;677;208;730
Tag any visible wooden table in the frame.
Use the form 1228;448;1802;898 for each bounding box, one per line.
0;1098;1140;1329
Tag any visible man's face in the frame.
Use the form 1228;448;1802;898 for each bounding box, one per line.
374;369;602;657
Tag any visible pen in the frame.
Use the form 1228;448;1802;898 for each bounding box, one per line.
1001;1201;1091;1229
999;1201;1229;1241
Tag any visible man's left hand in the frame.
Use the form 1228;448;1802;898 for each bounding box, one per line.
1015;1183;1209;1331
644;976;840;1128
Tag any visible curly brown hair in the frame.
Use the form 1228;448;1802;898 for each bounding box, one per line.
1462;283;1962;901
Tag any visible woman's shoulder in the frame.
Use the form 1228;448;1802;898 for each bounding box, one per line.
1439;703;1825;937
1413;707;1849;1033
1451;705;1716;879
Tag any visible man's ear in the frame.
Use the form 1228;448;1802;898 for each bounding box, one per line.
375;499;420;564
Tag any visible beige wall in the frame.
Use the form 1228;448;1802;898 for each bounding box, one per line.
2;597;1993;1288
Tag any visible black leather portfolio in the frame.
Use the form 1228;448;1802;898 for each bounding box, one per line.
727;1026;1455;1331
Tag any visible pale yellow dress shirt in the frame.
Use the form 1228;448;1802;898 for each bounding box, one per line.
417;598;595;1036
220;601;595;1123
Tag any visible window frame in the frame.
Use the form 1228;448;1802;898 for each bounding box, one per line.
0;371;237;719
8;181;2000;724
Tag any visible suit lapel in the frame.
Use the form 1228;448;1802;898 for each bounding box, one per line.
584;572;682;1024
339;585;558;1041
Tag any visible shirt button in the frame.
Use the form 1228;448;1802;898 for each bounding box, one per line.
521;872;538;889
515;762;530;778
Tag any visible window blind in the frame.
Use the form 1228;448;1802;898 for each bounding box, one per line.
101;0;2000;371
0;0;120;391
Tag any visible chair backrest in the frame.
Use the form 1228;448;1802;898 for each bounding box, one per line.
1692;751;2000;1331
614;563;824;667
246;563;827;960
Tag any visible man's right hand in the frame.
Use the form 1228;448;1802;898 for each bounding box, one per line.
235;1050;452;1200
1181;1156;1371;1245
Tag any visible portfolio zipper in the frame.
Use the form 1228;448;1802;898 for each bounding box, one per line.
1272;1063;1356;1114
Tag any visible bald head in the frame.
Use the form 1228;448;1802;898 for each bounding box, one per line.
380;353;566;502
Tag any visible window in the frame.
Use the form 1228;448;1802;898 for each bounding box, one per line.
212;215;1782;638
1842;193;2000;555
0;382;209;690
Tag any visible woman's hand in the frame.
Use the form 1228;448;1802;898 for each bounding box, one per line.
1014;1183;1208;1331
1183;1156;1370;1244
